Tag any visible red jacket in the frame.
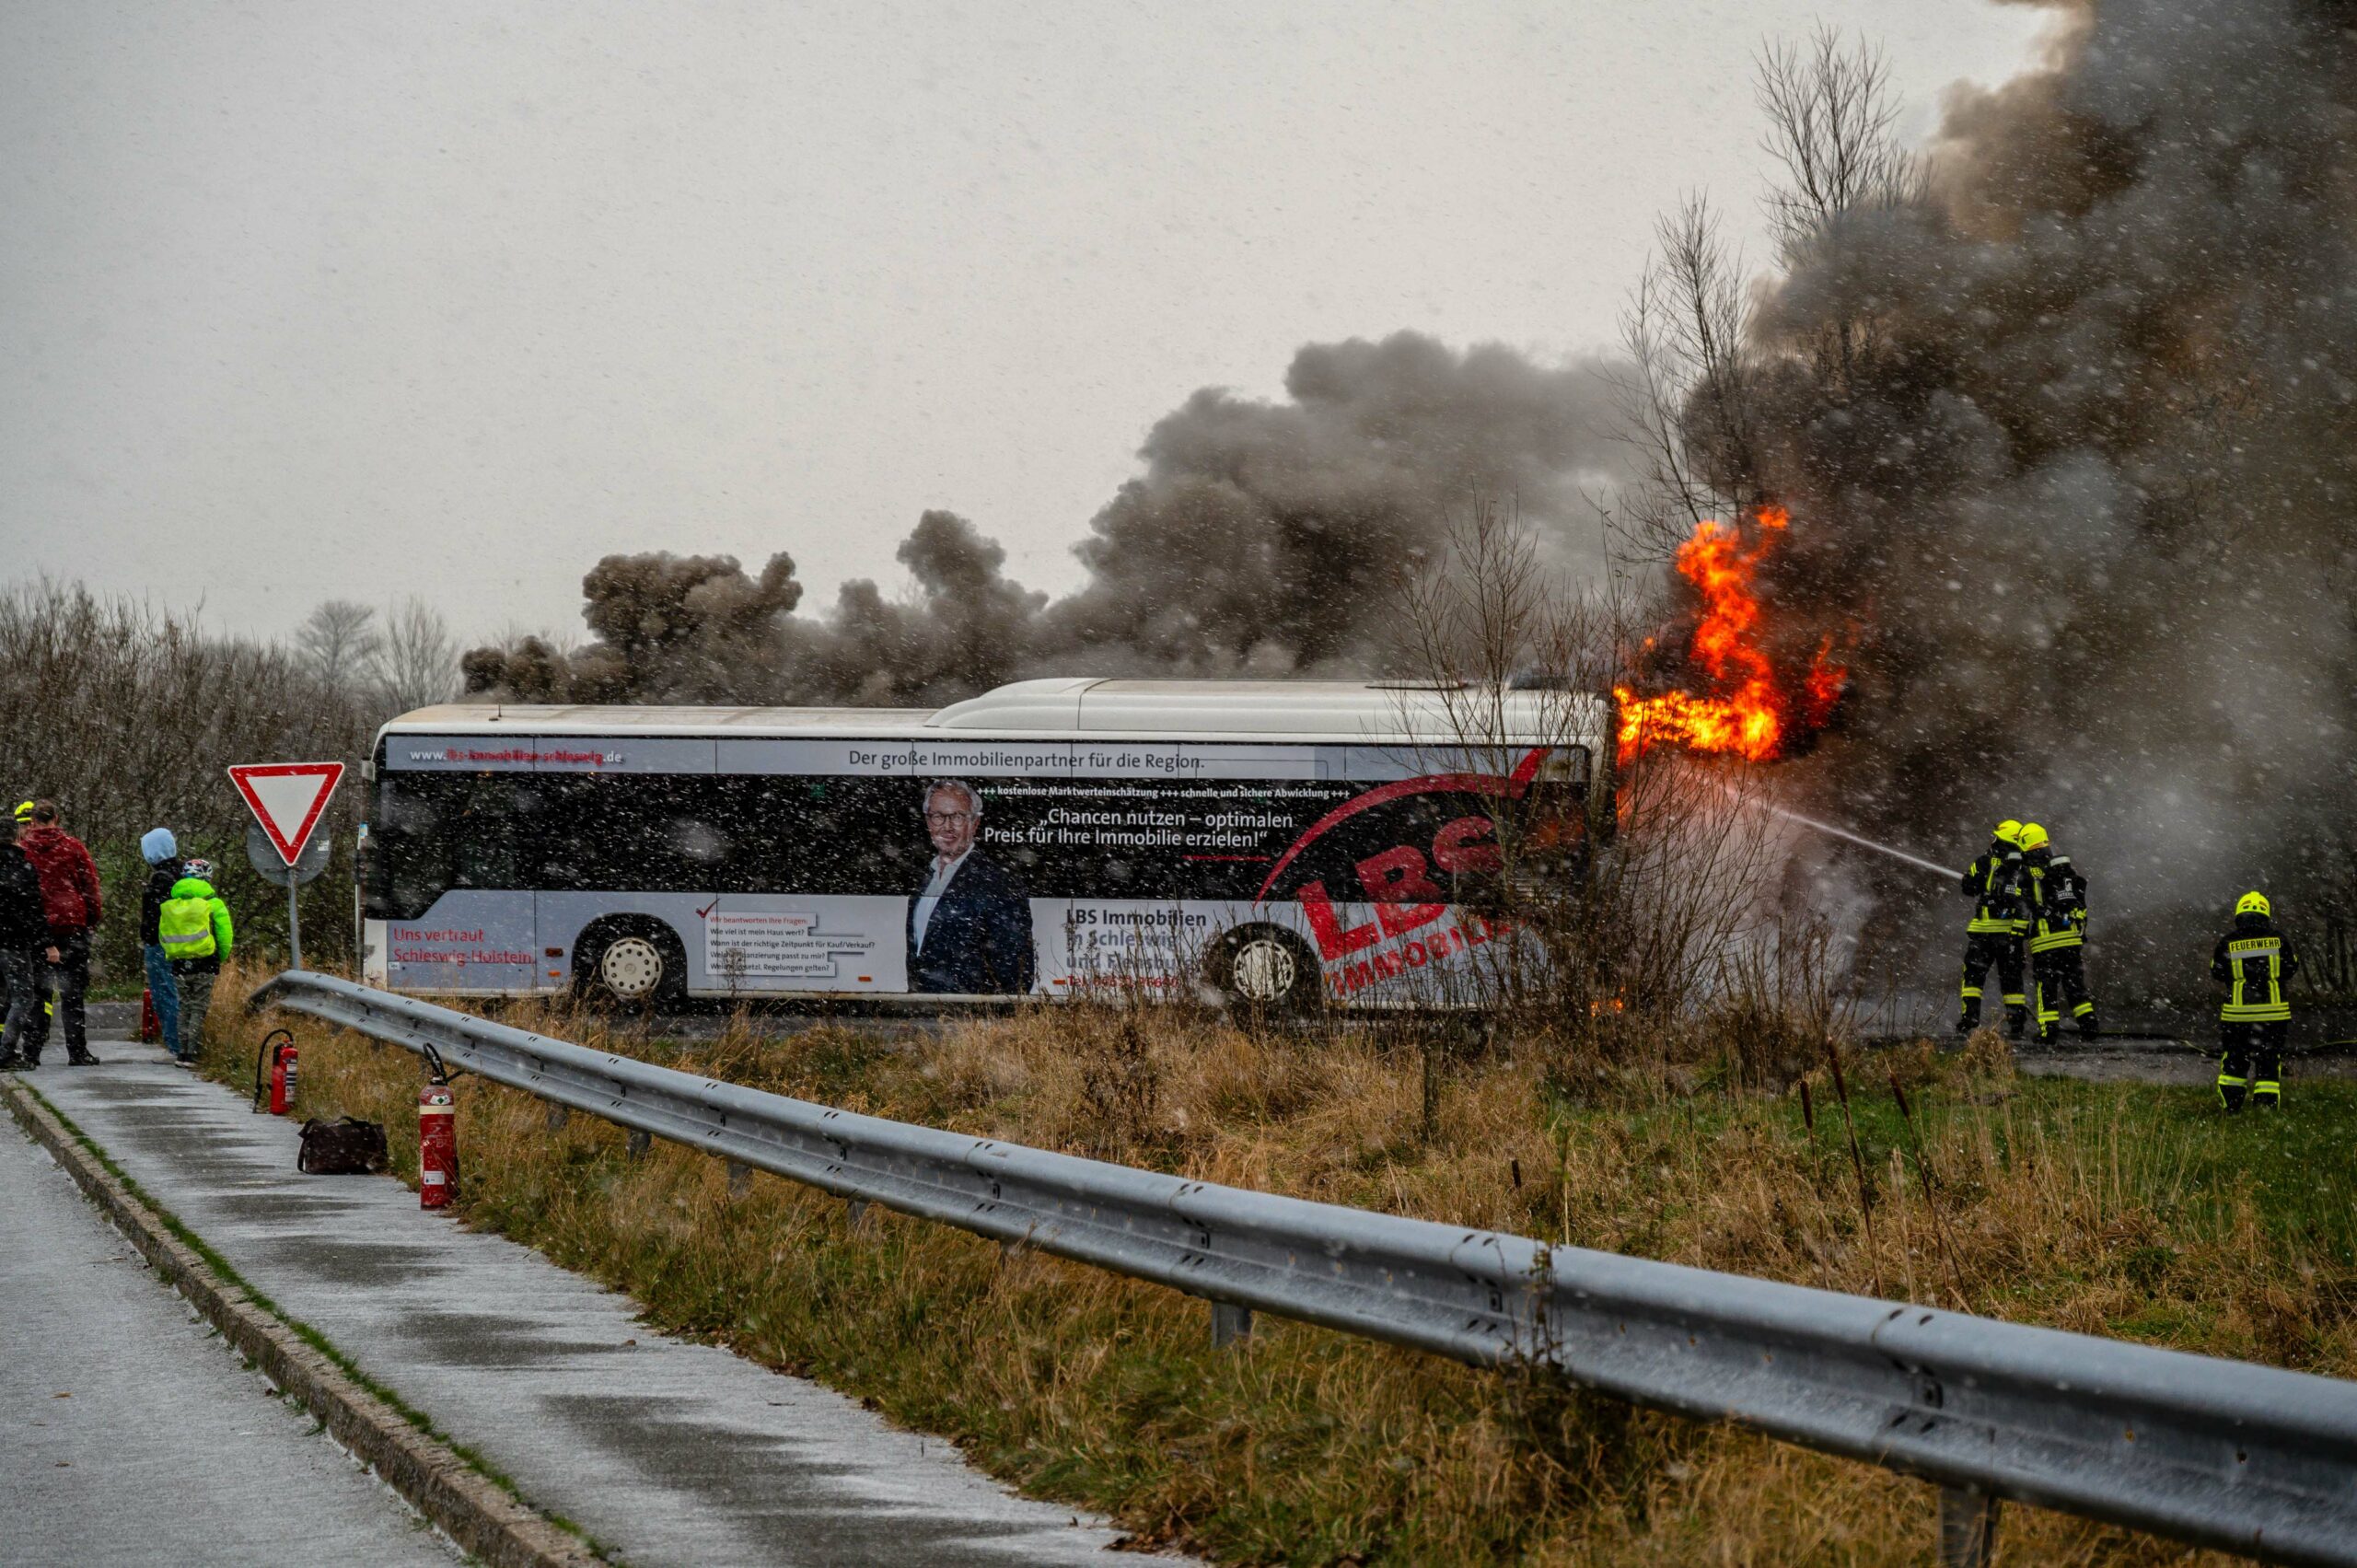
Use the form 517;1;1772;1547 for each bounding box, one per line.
17;825;101;933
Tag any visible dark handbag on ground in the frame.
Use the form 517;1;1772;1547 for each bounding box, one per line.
297;1117;389;1175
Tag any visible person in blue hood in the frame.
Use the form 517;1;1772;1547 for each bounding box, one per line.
140;828;186;1057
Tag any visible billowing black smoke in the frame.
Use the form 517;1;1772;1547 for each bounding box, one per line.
464;331;1625;706
1756;0;2357;1004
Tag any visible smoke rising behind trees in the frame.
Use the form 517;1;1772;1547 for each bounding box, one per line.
1713;1;2357;993
460;331;1629;706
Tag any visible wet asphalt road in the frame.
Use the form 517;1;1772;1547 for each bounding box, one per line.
0;1086;461;1568
29;1039;1156;1568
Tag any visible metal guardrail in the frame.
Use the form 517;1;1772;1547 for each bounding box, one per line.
251;972;2357;1567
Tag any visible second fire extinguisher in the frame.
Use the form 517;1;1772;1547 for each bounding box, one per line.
418;1043;459;1210
251;1028;298;1116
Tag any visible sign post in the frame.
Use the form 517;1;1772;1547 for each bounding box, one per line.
227;762;346;971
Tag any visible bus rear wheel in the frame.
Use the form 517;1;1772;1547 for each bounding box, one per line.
576;920;687;1011
1212;925;1320;1016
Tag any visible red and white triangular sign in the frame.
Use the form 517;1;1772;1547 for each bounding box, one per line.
228;762;345;865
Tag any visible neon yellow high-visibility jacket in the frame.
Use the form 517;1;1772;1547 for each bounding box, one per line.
158;876;234;970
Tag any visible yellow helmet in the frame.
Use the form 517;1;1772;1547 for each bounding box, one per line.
1993;819;2023;845
10;800;30;823
2236;890;2270;919
2015;822;2049;852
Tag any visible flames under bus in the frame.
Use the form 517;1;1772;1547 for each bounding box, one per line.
358;677;1612;1011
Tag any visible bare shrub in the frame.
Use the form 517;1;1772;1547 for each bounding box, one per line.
1389;505;1801;1098
1702;912;1856;1091
1074;1008;1163;1158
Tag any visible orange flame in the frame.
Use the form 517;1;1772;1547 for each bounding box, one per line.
1614;505;1845;764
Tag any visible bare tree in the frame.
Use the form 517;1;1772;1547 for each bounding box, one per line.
1754;27;1926;391
294;599;383;690
1605;194;1769;566
1605;28;1926;562
367;597;461;714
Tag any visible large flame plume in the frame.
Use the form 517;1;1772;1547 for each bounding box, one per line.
1615;505;1844;765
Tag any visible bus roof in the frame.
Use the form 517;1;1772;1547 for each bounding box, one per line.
379;678;1608;746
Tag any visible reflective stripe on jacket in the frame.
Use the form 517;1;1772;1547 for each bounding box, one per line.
1961;848;2021;935
2028;856;2088;954
2212;920;2298;1022
159;877;233;964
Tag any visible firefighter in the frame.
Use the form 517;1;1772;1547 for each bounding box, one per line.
2212;891;2301;1112
2017;823;2096;1042
1957;819;2027;1037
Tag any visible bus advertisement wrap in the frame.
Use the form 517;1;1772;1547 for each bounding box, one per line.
366;716;1592;1007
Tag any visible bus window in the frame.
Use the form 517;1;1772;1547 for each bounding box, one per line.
533;774;724;893
451;777;526;890
368;772;524;919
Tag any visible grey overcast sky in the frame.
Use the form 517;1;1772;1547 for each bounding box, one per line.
0;1;2049;643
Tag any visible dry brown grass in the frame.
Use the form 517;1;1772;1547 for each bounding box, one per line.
204;969;2357;1565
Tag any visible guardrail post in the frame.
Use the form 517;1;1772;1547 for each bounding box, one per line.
726;1160;750;1198
544;1104;567;1132
1211;1301;1253;1348
1936;1485;1999;1568
845;1198;874;1233
626;1129;651;1160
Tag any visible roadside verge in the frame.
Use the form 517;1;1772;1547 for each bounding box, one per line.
0;1074;604;1568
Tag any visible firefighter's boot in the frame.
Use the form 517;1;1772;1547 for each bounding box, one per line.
2253;1075;2282;1110
2216;1060;2248;1114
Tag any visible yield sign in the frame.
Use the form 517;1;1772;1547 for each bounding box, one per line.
228;762;346;865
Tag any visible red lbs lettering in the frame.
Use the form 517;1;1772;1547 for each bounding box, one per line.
1432;815;1503;874
1299;880;1379;959
1356;845;1446;938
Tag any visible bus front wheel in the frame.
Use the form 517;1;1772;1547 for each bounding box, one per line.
1212;925;1320;1016
576;920;687;1010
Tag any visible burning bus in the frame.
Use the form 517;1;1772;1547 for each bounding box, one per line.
357;678;1612;1011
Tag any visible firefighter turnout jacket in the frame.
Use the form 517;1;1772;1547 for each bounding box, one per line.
2027;854;2088;954
1961;841;2024;935
2212;913;2300;1023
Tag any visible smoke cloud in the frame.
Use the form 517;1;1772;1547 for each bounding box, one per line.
463;331;1625;706
1753;0;2357;1001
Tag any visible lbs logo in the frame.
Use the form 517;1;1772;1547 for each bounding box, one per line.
1255;749;1581;976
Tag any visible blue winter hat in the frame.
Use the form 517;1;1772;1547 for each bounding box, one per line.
140;827;179;865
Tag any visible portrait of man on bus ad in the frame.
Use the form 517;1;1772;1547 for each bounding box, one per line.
907;778;1035;994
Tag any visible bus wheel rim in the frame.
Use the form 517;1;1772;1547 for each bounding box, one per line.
600;936;664;998
1231;936;1295;1002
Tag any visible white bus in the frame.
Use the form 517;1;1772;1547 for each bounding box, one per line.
358;677;1611;1011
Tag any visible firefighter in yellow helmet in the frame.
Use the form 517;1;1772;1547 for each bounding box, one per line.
2212;890;2301;1111
2016;823;2097;1043
1956;819;2028;1036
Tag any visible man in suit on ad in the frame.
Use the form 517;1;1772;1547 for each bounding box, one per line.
907;779;1035;994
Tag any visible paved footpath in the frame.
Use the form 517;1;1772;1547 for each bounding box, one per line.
1;1084;461;1567
19;1040;1143;1567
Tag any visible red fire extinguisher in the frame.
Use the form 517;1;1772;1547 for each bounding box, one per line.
418;1045;459;1210
251;1029;298;1116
